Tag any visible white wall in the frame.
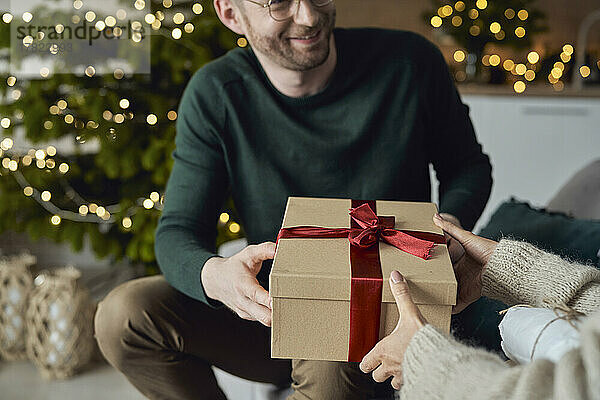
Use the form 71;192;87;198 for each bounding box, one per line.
452;94;600;232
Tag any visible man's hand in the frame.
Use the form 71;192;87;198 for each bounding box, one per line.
433;214;498;314
438;213;465;263
359;271;427;390
201;242;275;327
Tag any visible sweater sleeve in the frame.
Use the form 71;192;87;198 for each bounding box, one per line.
154;69;228;306
420;39;493;230
482;239;600;314
401;315;600;400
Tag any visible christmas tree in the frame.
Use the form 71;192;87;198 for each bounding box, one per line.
424;0;547;80
0;1;245;271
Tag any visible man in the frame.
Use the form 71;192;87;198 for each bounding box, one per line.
94;0;493;399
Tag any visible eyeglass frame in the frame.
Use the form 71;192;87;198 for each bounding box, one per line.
244;0;334;22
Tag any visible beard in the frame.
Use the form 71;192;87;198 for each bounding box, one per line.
241;8;336;71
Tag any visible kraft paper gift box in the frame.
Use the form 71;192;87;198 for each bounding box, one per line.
269;197;457;362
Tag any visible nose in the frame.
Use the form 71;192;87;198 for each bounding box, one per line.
293;0;319;27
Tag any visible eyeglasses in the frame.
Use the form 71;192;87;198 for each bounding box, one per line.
245;0;334;22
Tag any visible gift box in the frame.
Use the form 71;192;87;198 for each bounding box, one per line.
269;197;457;362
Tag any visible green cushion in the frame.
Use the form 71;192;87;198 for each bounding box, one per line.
479;199;600;266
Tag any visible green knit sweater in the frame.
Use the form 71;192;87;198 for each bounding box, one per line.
155;28;493;304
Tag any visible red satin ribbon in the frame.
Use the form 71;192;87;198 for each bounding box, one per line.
276;200;445;362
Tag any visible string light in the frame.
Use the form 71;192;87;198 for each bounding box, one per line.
527;51;540;64
220;213;230;223
453;50;466;63
514;81;526;93
580;66;591;78
192;3;204;14
229;222;240;233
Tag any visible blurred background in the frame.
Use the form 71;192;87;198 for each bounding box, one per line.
0;1;598;399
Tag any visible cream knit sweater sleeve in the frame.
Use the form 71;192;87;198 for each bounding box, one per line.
400;239;600;400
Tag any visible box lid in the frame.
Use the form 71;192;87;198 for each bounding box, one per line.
270;197;457;306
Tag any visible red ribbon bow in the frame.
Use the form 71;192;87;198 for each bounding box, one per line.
277;203;442;259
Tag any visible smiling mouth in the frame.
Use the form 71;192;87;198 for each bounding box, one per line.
288;30;320;40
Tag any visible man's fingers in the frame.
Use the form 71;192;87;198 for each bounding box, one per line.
359;348;381;373
239;298;272;327
391;376;403;390
433;214;474;246
371;364;392;383
247;283;272;309
243;242;276;266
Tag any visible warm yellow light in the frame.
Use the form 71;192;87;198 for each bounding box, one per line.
563;44;574;55
442;5;453;16
527;51;540;64
524;70;536;81
41;191;51;201
469;25;481;36
430;16;443;28
36;159;45;169
505;8;515;19
454;1;465;12
184;23;194;33
453;50;466;63
145;13;155;24
220;213;230;223
51;215;61;225
452;16;462;27
553;81;565;92
560;53;571;63
95;206;106;217
476;0;487;9
489;55;501;67
513;81;526;93
35;149;46;160
22;156;32;166
7;76;16;86
173;12;185;24
46;146;56;156
2;13;13;23
8;160;17;171
150;191;160;202
515;63;527;75
172;28;182;39
482;55;491;66
146;114;158;125
89;203;98;213
59;163;69;173
105;16;117;27
114;114;125;124
122;217;132;229
554;61;565;71
143;199;154;209
468;9;479;19
119;99;130;108
1;118;11;129
551;67;563;79
22;12;33;23
580;66;591;78
79;205;89;215
237;38;248;47
192;3;204;14
229;223;240;234
490;22;501;34
503;59;515;71
64;114;74;124
23;187;33;196
85;11;96;22
517;9;529;20
0;138;13;150
1;158;9;168
515;27;526;38
167;111;177;121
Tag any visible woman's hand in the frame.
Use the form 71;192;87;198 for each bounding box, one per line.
359;271;427;390
433;213;498;314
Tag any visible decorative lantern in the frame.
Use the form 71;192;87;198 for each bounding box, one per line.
0;252;36;360
25;265;96;380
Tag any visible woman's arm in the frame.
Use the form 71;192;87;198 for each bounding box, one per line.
401;314;600;400
483;240;600;314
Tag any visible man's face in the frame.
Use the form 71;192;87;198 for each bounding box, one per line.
237;1;336;71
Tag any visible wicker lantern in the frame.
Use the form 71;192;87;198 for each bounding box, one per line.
25;265;96;380
0;253;36;360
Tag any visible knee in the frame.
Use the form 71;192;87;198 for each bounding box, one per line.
292;359;366;398
94;276;162;369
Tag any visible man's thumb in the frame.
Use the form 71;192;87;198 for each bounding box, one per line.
389;271;413;311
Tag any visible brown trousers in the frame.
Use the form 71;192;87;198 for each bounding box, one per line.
94;276;394;400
